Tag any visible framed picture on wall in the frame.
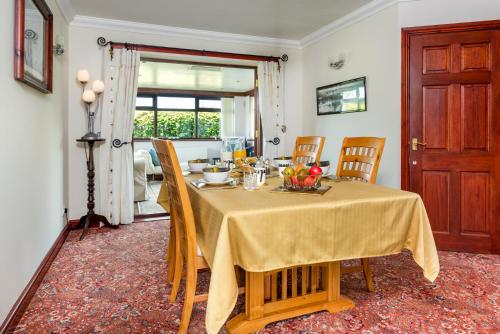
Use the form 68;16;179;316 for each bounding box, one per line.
316;77;366;115
14;0;53;93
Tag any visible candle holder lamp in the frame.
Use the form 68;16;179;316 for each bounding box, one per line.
77;69;105;140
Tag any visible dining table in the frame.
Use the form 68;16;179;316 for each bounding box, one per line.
157;173;440;334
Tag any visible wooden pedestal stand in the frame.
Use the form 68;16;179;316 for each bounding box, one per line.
75;138;117;240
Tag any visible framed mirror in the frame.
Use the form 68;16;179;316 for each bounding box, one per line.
14;0;53;93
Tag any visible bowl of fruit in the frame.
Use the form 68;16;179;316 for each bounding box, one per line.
282;164;323;191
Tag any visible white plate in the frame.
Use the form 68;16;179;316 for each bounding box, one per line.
200;177;234;186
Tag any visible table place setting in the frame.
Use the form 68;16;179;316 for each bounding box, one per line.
190;166;239;190
185;155;342;195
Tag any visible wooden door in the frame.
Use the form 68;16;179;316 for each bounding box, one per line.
405;23;500;253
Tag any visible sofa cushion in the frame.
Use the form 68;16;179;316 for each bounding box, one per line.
135;150;155;174
153;165;163;176
133;157;149;202
149;148;160;166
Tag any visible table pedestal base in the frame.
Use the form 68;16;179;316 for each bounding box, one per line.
226;261;354;334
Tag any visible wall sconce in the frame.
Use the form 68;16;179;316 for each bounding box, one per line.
53;35;65;56
328;53;347;70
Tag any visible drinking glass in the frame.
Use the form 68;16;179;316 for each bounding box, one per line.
243;169;258;190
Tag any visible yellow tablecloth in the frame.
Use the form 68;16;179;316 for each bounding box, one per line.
158;177;439;334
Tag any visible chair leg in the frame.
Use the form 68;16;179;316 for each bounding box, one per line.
166;223;176;284
361;258;375;292
179;260;197;334
169;250;183;303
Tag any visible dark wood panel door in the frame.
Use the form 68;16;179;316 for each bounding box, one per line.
408;27;500;253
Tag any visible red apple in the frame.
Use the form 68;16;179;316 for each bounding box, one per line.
309;165;322;176
303;175;316;187
291;176;299;185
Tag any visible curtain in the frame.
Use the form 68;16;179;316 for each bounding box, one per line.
233;96;252;138
220;97;235;138
257;61;285;159
98;46;140;225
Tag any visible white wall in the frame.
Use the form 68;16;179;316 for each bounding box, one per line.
0;0;68;324
302;5;401;187
398;0;500;27
302;0;500;189
67;24;303;219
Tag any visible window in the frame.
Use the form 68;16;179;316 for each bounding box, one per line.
134;94;221;139
136;97;154;107
199;99;221;109
157;96;195;109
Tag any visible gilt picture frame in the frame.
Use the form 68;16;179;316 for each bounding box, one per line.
14;0;53;93
316;77;367;116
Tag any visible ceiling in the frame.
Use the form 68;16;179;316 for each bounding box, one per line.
67;0;372;40
139;61;255;92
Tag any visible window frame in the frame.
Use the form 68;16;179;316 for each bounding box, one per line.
134;93;222;141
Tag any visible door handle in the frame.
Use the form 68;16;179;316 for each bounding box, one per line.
411;138;427;151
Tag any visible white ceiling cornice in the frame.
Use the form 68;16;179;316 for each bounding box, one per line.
300;0;417;47
67;0;418;49
55;0;76;23
71;15;302;49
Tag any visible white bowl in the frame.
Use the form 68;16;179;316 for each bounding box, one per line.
320;165;330;175
188;160;209;172
203;167;229;183
273;157;292;167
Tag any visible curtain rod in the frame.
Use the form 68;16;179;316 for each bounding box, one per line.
97;37;288;63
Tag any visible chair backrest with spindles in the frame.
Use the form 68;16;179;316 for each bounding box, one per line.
292;136;326;165
336;137;385;184
152;139;197;271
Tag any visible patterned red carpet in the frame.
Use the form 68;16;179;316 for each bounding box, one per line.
14;220;499;333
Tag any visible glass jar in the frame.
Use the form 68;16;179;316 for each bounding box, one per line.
220;139;233;163
233;139;246;162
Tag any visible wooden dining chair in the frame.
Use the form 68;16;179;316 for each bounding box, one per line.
153;139;244;333
336;137;386;292
292;136;326;165
152;138;210;334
